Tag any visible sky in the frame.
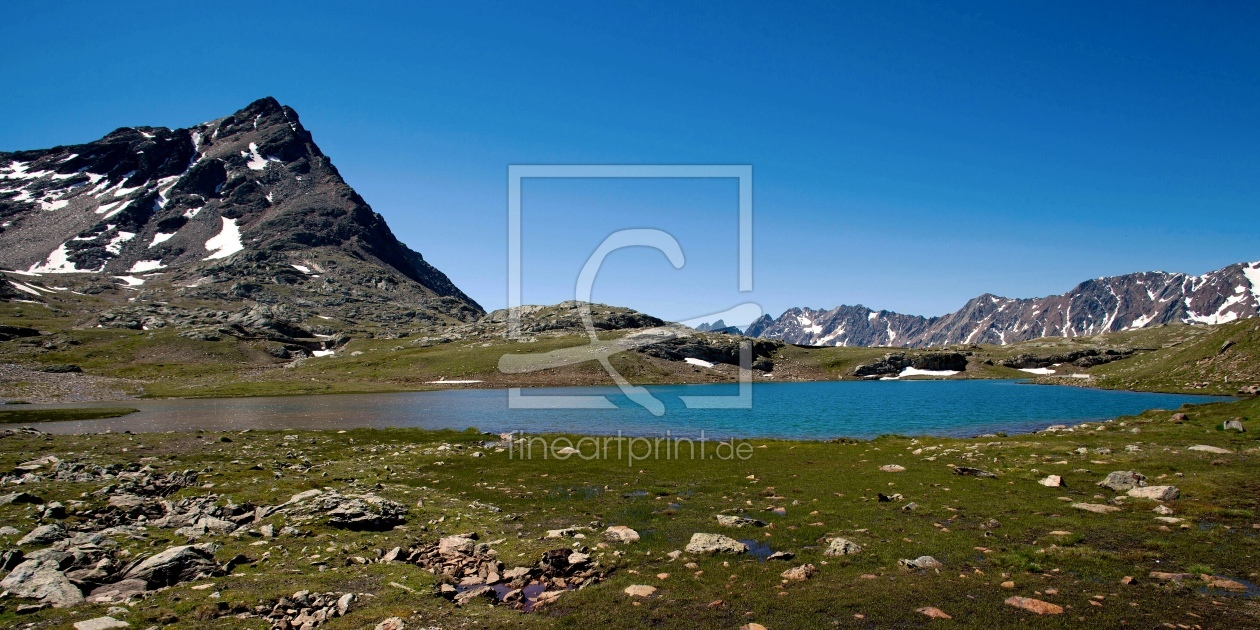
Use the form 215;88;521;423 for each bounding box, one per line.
3;1;1258;324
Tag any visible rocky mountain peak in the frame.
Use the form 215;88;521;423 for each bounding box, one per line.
0;97;481;325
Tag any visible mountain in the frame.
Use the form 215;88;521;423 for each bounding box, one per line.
695;319;742;335
747;261;1260;347
0;97;482;327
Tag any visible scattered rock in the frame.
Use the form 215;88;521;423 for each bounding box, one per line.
1149;571;1195;582
898;556;943;570
1153;504;1174;515
916;606;952;619
714;514;766;528
1098;471;1146;492
624;584;657;597
1037;475;1062;487
603;525;640;543
265;590;355;628
953;467;996;478
781;564;817;581
73;617;129;630
766;551;795;561
685;533;748;555
879;464;906;472
1127;485;1179;501
1187;445;1233;454
1222;419;1245;432
1072;503;1120;514
1004;596;1064;615
823;537;862;556
375;617;406;630
1170;412;1189;423
1202;575;1247;591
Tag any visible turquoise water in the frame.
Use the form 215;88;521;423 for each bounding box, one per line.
35;380;1229;440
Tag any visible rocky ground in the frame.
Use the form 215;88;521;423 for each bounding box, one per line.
0;395;1257;629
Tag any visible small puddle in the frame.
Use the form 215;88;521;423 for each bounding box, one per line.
1196;576;1260;599
738;539;776;561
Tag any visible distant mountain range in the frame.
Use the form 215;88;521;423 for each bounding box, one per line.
0;97;482;325
746;261;1260;347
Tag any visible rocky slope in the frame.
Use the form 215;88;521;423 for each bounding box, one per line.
748;261;1260;347
0;97;482;328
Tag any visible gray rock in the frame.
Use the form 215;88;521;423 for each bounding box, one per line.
0;525;20;536
1098;471;1147;492
899;556;944;570
1127;486;1180;501
375;617;406;630
1223;419;1245;432
85;579;148;604
603;525;640;543
73;616;129;630
1;548;24;571
18;523;67;546
454;584;495;605
0;558;84;608
0;492;44;506
298;492;408;530
714;514;767;528
684;533;748;555
823;537;862;556
120;543;222;588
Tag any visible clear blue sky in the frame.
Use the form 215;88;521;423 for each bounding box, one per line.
3;1;1258;323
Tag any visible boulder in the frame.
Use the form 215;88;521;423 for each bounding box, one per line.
1038;475;1063;487
438;534;476;557
453;584;494;605
624;584;657;597
86;579;148;604
684;533;748;555
1170;412;1189;423
73;617;129;630
603;525;640;543
1127;486;1179;501
0;558;84;608
120;543;222;588
898;556;943;570
1098;471;1146;492
311;492;407;530
1188;445;1233;454
1222;419;1245;432
0;492;44;506
823;537;862;556
1005;596;1064;615
18;523;67;546
780;564;817;581
917;607;952;619
375;618;406;630
879;464;906;472
714;514;767;528
1072;503;1120;514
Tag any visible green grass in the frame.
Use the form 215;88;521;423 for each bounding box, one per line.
1;398;1257;628
0;406;138;424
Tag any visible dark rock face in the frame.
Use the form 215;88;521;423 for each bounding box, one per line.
853;352;968;377
639;336;780;371
749;262;1260;347
0;97;481;323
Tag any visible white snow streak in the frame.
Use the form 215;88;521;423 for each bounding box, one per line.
203;217;244;260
